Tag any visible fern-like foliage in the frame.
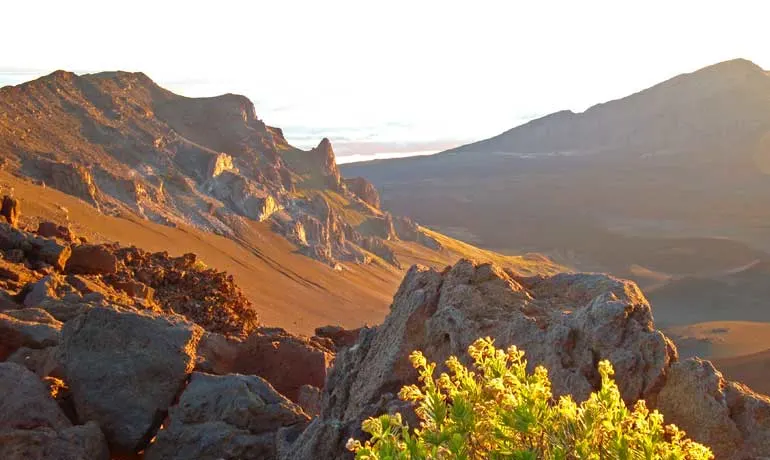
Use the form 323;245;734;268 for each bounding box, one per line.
348;337;712;459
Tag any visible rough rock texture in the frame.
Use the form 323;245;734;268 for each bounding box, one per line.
0;310;61;359
30;159;99;206
343;177;380;209
0;362;71;431
233;328;334;402
393;216;442;250
310;138;342;191
1;195;20;227
284;260;676;459
0;363;109;460
194;331;240;375
0;223;258;337
297;385;322;417
0;422;109;460
0;223;71;270
656;359;770;458
314;325;366;350
144;372;309;460
65;244;118;275
59;306;203;454
36;222;75;242
23;275;60;307
7;345;62;378
111;247;259;336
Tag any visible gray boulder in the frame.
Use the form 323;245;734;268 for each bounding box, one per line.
0;422;109;460
0;362;71;431
145;372;309;460
0;311;61;360
0;363;109;460
59;306;203;454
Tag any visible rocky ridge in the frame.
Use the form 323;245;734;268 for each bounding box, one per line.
0;70;441;269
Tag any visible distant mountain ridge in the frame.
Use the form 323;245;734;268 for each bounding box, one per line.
444;58;770;164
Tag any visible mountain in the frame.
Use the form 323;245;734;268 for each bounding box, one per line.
446;58;770;163
0;70;562;334
342;58;770;354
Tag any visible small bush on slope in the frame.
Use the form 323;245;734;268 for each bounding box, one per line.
348;337;712;460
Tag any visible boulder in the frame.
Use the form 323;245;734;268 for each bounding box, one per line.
1;196;20;227
343;177;380;208
144;372;309;460
32;240;71;271
392;216;442;250
0;258;35;284
0;362;71;431
36;222;75;241
59;306;204;454
0;362;108;460
23;275;60;307
233;328;334;402
0;311;61;360
110;279;154;302
4;307;60;324
0;224;71;270
0;422;109;460
65;244;118;275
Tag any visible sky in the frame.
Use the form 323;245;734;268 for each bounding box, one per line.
2;0;770;163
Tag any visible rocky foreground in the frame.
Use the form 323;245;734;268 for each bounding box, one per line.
1;202;770;459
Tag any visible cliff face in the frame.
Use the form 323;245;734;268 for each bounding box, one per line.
0;71;441;268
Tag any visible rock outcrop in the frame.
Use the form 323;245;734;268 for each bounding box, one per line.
310;138;342;191
393;215;442;250
284;259;770;459
29;159;99;207
343;177;380;209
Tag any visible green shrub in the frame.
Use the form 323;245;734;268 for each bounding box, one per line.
347;337;712;459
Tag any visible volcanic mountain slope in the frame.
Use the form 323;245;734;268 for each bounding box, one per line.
446;58;770;160
343;58;770;337
0;72;561;334
0;69;456;269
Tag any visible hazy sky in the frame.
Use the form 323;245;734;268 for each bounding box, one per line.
2;0;769;161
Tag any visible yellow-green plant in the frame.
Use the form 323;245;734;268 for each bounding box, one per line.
348;337;712;460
